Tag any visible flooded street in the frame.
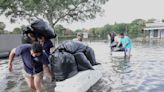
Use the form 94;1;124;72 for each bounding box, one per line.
88;41;164;92
1;41;164;92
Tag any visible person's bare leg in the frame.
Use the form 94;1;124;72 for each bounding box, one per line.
34;72;44;92
24;76;36;91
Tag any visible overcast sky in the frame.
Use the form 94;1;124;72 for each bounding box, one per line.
1;0;164;31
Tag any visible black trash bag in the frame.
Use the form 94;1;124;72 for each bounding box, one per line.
21;26;36;44
111;42;123;47
21;34;33;44
74;52;94;71
111;42;118;48
58;40;87;54
31;19;57;39
22;26;34;34
111;42;124;52
112;47;125;52
49;50;78;81
84;47;98;66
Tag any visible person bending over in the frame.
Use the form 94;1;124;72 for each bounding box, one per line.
8;42;52;92
117;33;132;58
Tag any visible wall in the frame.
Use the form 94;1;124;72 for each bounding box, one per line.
0;34;22;52
160;30;164;38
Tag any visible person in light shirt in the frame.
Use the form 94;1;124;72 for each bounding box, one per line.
117;33;132;58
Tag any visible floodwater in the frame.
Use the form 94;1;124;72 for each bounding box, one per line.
1;41;164;92
88;41;164;92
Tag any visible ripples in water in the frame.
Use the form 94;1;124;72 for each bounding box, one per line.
88;42;164;92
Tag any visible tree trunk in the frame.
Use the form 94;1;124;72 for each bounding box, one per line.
47;18;54;28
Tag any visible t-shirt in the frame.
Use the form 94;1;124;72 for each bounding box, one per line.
120;36;132;49
15;44;49;74
43;39;54;56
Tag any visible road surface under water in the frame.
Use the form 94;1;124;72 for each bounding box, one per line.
88;41;164;92
1;41;164;92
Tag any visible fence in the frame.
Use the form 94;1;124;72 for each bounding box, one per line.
0;34;107;57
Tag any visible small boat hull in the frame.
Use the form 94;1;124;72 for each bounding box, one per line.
55;65;102;92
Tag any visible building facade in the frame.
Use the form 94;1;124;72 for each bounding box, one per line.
143;23;164;39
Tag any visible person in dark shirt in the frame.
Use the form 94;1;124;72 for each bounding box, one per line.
109;32;116;43
37;35;54;56
8;42;52;92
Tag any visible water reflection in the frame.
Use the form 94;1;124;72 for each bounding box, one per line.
112;57;132;74
88;41;164;92
0;59;55;92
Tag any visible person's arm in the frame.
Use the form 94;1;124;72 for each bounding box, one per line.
8;48;16;72
116;41;121;47
124;42;129;47
45;40;54;55
117;38;122;47
8;44;29;72
43;64;53;81
48;41;54;55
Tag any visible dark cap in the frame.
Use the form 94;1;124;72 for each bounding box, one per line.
31;42;43;53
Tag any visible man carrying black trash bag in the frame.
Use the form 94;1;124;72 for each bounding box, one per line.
22;19;56;56
37;34;54;56
8;42;53;92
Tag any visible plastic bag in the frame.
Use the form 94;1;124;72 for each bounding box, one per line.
21;34;33;44
31;19;57;39
74;52;94;71
59;41;87;54
49;50;78;81
84;47;98;65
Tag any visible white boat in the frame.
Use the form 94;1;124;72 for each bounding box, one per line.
55;65;102;92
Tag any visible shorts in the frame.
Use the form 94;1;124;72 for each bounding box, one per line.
22;70;43;78
124;48;131;56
